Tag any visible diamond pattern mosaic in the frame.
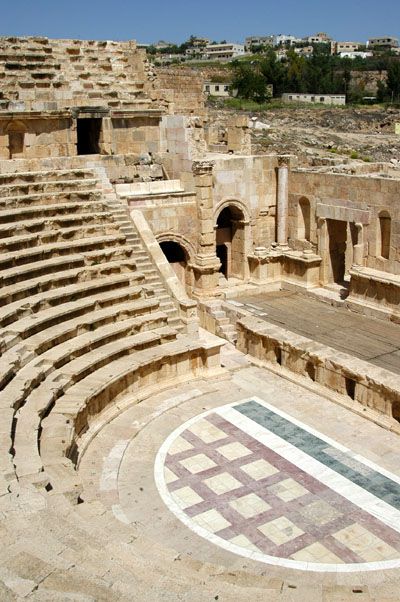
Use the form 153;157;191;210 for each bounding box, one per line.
156;398;400;570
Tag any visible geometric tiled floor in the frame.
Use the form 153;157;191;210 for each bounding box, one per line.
156;398;400;572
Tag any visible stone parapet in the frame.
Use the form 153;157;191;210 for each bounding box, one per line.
237;315;400;431
347;266;400;322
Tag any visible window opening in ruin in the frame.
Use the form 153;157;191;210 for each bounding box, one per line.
298;198;311;241
345;377;356;400
77;118;102;155
305;361;316;381
159;241;188;287
379;212;391;260
8;131;24;158
274;346;282;365
392;402;400;423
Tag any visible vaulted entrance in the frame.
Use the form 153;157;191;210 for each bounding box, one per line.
77;118;102;155
159;240;191;292
215;206;246;281
327;219;358;285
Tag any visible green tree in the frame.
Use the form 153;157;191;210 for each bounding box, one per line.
386;60;400;101
231;62;269;102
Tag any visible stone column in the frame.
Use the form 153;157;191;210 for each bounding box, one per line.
191;160;221;298
353;223;364;266
276;159;289;248
317;217;328;285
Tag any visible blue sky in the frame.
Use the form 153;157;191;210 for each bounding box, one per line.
1;0;399;44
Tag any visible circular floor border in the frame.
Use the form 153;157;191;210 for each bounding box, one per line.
154;399;400;574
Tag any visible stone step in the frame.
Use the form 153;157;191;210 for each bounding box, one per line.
0;224;121;254
41;335;214;472
0;245;137;289
13;326;177;480
0;193;103;214
0;169;95;186
0;211;115;239
1;285;146;350
4;59;60;69
0;177;99;198
0;234;128;272
0;258;139;308
0;271;144;329
0;310;168;418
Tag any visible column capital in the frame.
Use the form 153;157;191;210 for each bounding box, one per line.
278;156;290;168
192;160;215;176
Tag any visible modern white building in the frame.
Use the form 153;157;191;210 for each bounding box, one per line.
274;34;302;46
203;82;231;97
282;93;346;106
339;51;373;60
204;43;245;61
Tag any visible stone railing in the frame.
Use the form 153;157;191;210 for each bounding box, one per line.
347;266;400;323
130;209;199;333
237;315;400;432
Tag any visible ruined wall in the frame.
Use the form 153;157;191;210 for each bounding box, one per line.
0;116;73;159
153;67;206;116
212;155;279;249
289;169;400;275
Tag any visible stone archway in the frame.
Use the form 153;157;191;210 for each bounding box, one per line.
215;204;247;281
157;234;195;294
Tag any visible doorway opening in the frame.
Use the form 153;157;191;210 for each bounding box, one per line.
327;219;347;284
159;241;189;289
216;244;228;277
8;131;25;159
216;205;245;281
77;118;102;155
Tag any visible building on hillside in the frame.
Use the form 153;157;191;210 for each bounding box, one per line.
339;51;373;60
274;34;302;46
368;36;399;48
244;36;274;51
294;46;314;57
153;40;175;50
190;37;210;47
204;43;245;61
331;41;361;54
203;81;232;97
306;32;332;44
281;93;346;106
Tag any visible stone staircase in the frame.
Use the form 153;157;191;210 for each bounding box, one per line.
0;164;222;506
0;36;154;111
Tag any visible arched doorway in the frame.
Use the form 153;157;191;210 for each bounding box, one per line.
159;240;190;290
215;205;246;281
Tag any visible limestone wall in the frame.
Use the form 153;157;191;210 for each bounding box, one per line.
0;115;74;159
212;155;279;248
237;315;400;432
153;67;206;116
289;169;400;275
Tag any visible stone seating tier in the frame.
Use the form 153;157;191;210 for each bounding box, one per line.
0;37;154;111
0;162;225;599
